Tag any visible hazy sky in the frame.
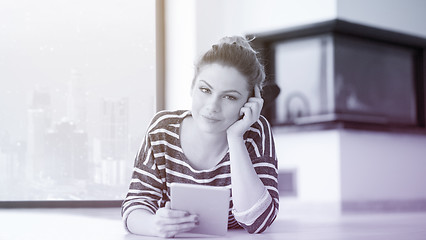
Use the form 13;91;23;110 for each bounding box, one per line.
0;0;156;143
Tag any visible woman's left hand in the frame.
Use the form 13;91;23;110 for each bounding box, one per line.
227;85;264;139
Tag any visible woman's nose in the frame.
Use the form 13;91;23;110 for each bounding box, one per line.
205;95;221;112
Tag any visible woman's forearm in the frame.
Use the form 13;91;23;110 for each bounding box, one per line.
126;204;198;237
126;209;157;236
227;136;266;212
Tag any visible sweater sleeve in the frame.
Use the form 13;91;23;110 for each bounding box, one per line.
121;120;166;232
232;116;279;233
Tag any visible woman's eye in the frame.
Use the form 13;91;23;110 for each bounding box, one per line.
200;87;211;94
224;95;237;101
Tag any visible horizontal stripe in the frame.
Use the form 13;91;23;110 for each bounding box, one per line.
253;162;277;170
164;154;230;173
150;128;179;139
133;168;163;184
248;127;261;136
166;168;231;184
147;110;189;133
151;140;183;152
127;189;162;198
258;174;278;183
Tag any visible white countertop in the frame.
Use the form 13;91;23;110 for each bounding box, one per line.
1;207;426;240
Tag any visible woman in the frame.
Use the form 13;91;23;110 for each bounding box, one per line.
121;36;279;238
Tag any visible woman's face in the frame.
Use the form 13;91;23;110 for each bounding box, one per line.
191;63;250;134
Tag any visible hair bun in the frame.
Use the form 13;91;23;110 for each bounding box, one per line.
218;36;257;54
193;35;266;91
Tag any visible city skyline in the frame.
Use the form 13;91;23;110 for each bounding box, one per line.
0;79;153;200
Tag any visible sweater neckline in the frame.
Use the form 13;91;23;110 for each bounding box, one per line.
175;110;230;173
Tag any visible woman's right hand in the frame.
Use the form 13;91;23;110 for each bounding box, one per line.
154;202;198;238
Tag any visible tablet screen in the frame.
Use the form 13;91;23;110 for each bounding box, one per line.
170;183;230;236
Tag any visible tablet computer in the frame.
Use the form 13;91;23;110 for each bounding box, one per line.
170;182;230;236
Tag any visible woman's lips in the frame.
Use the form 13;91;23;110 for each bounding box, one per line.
202;115;220;122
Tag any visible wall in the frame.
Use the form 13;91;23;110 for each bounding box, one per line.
337;0;426;38
274;129;341;203
164;0;337;110
340;130;426;203
277;128;426;213
164;0;196;110
194;0;337;55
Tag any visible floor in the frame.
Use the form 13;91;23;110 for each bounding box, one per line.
1;207;426;240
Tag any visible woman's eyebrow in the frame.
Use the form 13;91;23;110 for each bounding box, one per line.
224;90;242;96
200;80;213;89
199;80;243;96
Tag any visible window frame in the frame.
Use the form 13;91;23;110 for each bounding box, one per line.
0;0;165;209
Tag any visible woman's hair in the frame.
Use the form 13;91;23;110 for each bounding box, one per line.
192;36;266;94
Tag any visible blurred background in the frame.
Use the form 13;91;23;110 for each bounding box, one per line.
1;0;426;215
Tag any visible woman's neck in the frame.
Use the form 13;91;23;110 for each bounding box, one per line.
181;116;229;170
191;118;228;152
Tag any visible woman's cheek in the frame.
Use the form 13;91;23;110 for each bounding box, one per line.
229;105;243;122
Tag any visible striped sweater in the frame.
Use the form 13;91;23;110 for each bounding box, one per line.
121;110;279;234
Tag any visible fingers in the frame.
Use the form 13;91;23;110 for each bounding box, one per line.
157;202;189;218
249;95;264;106
155;215;198;238
165;222;197;232
245;100;263;110
243;99;263;117
157;221;198;238
248;86;264;110
227;86;264;138
239;99;262;122
239;107;252;120
156;214;198;225
254;85;262;98
155;203;198;238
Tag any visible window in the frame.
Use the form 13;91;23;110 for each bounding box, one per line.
0;0;157;200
